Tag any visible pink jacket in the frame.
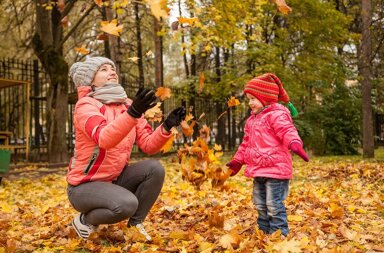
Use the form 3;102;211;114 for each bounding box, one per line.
67;86;171;186
233;103;303;179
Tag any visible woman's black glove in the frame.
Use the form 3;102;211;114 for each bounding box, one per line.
163;107;186;132
127;88;157;118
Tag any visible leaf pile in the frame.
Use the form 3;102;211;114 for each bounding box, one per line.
0;157;383;252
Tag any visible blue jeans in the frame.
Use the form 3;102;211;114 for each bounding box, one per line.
253;177;289;236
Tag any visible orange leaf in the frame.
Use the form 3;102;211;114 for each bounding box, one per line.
227;96;240;107
181;120;196;137
185;113;194;122
144;102;163;122
155;87;172;101
161;135;175;153
177;17;199;26
198;73;205;93
100;19;123;36
274;0;292;14
75;46;89;55
94;0;103;7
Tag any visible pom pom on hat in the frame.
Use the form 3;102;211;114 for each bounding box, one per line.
244;73;298;117
69;56;116;88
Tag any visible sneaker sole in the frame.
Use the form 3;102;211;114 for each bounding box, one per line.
72;219;89;239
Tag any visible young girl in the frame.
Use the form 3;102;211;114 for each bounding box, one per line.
226;73;309;236
67;56;186;241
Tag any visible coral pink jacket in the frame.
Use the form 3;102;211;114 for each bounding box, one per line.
233;103;303;179
67;86;171;186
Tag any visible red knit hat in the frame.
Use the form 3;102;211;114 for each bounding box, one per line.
244;73;289;106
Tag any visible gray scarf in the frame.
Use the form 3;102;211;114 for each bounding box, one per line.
87;83;127;104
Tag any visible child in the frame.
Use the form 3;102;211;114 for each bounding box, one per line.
67;56;186;241
226;73;309;236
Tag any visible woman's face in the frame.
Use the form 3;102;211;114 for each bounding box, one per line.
246;93;264;114
92;64;118;87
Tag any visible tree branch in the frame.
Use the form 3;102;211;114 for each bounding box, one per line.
56;1;96;50
61;0;77;17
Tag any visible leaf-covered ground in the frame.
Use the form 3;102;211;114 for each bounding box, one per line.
1;152;384;253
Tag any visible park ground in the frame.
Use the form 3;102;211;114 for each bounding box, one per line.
0;149;384;252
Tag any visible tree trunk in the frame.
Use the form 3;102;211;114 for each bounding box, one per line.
360;0;374;157
134;2;145;88
33;0;68;163
154;17;163;87
105;2;120;74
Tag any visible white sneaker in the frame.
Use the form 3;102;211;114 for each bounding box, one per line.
131;223;152;241
72;214;97;239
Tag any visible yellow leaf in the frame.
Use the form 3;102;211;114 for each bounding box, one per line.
155;87;172;101
145;0;169;20
218;233;240;249
288;214;303;222
100;19;123;36
274;0;292;14
74;46;89;55
144;102;163;122
1;203;12;213
272;239;302;253
227;96;240;107
161;135;175;153
128;57;140;62
185;113;194;122
177;16;199;26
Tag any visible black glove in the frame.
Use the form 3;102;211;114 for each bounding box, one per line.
163;107;186;132
127;88;157;118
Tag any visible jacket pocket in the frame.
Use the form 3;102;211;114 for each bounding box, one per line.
82;147;99;175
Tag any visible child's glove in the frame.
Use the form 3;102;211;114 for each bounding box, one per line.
163;107;187;132
128;88;157;118
289;142;309;162
226;160;243;176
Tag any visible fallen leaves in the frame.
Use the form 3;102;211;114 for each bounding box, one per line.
0;157;383;252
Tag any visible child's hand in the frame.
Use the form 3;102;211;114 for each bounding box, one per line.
226;160;243;176
289;142;309;162
163;107;186;132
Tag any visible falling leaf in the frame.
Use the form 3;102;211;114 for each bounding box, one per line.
227;96;240;107
97;33;108;41
100;19;124;36
57;0;65;12
144;102;163;122
60;16;69;27
145;0;169;20
94;0;103;7
155;87;172;101
75;46;89;55
161;135;175;153
198;73;205;93
128;56;140;62
177;17;199;26
145;50;154;57
181;120;196;137
274;0;292;14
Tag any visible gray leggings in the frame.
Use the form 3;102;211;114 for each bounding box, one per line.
67;159;165;226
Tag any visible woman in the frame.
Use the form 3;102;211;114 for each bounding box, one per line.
67;56;185;241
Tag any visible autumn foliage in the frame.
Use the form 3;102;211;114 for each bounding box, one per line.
1;155;384;252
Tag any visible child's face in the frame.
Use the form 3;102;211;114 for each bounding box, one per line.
246;93;264;113
92;64;119;87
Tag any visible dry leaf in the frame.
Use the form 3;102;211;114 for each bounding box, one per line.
145;0;169;20
227;96;240;107
75;46;89;55
198;73;205;93
155;87;172;101
161;135;175;153
94;0;103;7
177;17;199;26
144;102;162;122
274;0;292;14
100;19;123;36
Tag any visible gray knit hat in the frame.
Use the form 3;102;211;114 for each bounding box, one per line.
69;56;116;88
